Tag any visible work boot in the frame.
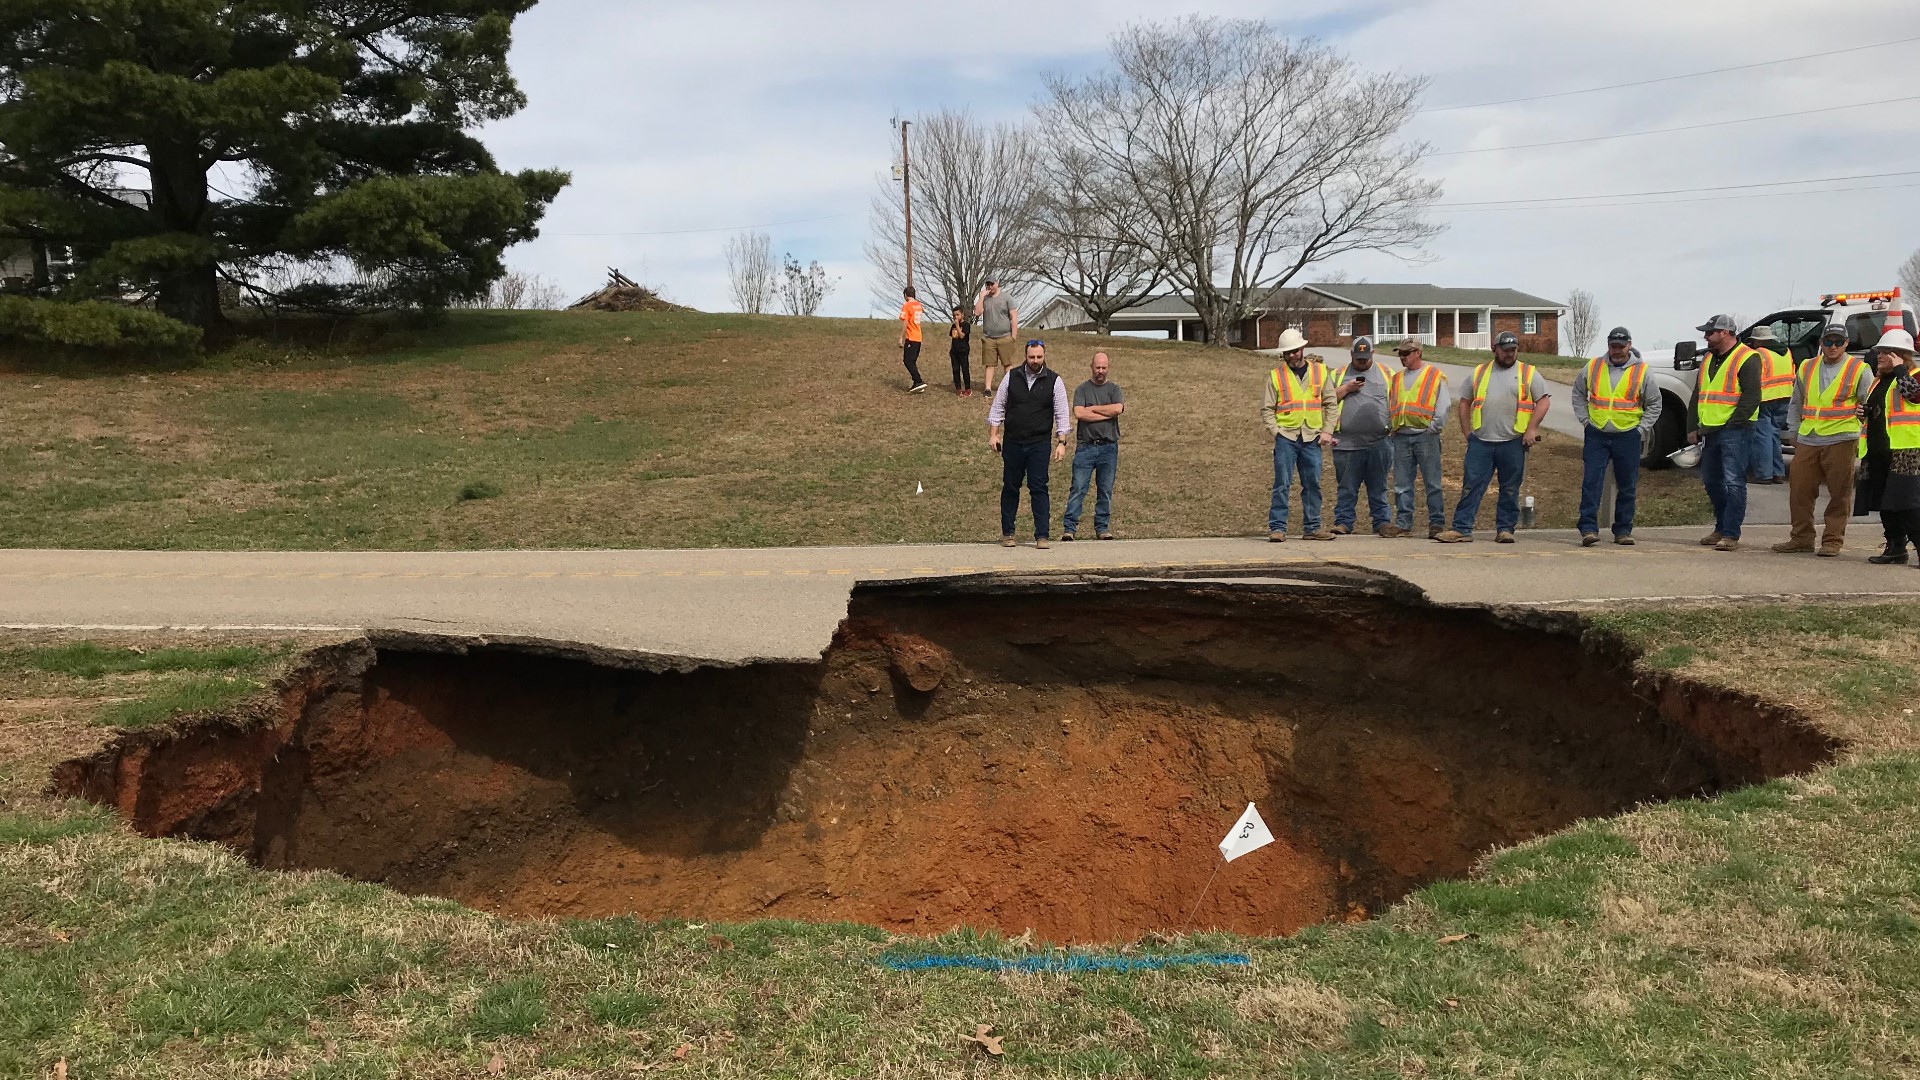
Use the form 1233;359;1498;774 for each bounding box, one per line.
1771;540;1815;553
1001;535;1017;548
1376;524;1408;537
1035;537;1050;550
1268;530;1287;543
1059;532;1075;542
1428;526;1445;540
1328;524;1352;535
1614;534;1636;546
1817;543;1843;558
1581;533;1600;547
1715;538;1740;552
1867;548;1909;565
1495;531;1516;544
1433;530;1471;543
1097;532;1115;540
1302;530;1337;541
1699;531;1726;547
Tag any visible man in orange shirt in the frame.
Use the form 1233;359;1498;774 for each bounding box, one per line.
897;286;928;393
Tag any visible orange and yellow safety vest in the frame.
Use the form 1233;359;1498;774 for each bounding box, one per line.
1695;344;1758;428
1467;361;1538;435
1269;363;1327;430
1584;357;1647;432
1756;347;1795;402
1389;364;1445;431
1795;356;1868;439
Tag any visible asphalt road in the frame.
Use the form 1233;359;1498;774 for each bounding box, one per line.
4;525;1912;662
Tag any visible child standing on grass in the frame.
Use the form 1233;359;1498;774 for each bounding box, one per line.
949;306;973;397
898;286;928;393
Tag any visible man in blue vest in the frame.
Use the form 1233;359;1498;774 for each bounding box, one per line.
987;339;1071;548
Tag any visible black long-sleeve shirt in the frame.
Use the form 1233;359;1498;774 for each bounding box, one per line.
1688;348;1762;431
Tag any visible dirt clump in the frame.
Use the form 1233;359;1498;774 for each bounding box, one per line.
54;579;1837;943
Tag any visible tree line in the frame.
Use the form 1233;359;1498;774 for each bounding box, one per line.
865;17;1444;346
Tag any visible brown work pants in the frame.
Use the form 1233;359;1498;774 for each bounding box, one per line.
1787;441;1858;548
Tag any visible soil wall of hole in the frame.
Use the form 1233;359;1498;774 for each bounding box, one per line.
53;579;1838;943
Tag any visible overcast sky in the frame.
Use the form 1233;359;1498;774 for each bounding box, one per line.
480;0;1920;350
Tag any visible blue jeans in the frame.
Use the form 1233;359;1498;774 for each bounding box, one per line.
1578;427;1642;537
1392;431;1446;532
1268;437;1323;533
1748;400;1789;480
1062;441;1117;535
1699;427;1751;539
1451;435;1528;535
1333;444;1393;531
1000;439;1051;538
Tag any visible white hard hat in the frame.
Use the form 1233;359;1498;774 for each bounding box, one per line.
1275;327;1308;352
1877;326;1916;354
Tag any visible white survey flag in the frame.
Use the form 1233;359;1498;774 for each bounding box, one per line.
915;481;924;495
1218;802;1275;862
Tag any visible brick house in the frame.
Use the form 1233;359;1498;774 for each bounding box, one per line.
1031;283;1567;355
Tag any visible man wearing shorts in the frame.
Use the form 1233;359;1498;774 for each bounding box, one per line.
975;279;1017;393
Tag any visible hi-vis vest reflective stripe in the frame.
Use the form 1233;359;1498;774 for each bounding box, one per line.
1270;363;1327;429
1889;370;1920;452
1796;357;1867;438
1695;344;1758;427
1390;365;1445;430
1468;362;1538;434
1757;347;1795;402
1584;358;1646;431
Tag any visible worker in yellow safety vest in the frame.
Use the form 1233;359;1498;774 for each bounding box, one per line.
1261;326;1337;542
1687;313;1762;551
1746;323;1794;485
1860;327;1920;565
1573;326;1663;547
1435;331;1552;544
1773;324;1873;556
1386;339;1453;538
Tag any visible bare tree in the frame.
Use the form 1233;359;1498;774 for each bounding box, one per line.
1019;144;1163;333
1039;18;1442;347
778;254;834;316
1564;288;1600;357
725;230;777;314
1901;248;1920;304
524;275;566;310
866;109;1040;315
496;272;530;310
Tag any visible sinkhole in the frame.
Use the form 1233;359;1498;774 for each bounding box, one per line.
53;568;1838;943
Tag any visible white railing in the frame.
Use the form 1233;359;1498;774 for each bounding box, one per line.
1376;330;1437;346
1454;332;1491;350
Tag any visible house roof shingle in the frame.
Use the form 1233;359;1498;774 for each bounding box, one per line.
1304;283;1565;310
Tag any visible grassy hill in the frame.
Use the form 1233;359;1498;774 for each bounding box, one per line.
0;310;1705;550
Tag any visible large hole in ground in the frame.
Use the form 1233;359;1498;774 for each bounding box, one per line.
54;572;1838;943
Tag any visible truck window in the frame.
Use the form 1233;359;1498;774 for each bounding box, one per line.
1747;312;1827;360
1847;310;1919;352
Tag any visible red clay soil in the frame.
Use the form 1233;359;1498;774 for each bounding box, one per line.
54;581;1838;944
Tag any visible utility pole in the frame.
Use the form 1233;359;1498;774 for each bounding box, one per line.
899;118;915;290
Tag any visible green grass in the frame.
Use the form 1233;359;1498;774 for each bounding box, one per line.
0;309;1706;550
13;642;272;679
96;674;264;729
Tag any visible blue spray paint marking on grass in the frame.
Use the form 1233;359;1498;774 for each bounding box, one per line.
879;952;1251;974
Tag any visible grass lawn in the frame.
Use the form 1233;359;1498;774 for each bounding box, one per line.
0;311;1707;550
4;604;1920;1076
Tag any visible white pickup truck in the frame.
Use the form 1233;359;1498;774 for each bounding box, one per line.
1643;288;1919;466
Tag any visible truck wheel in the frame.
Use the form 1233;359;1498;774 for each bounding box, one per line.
1643;392;1686;468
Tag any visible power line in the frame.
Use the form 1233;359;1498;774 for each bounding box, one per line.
1431;179;1920;213
556;211;854;238
1430;94;1920;156
1421;35;1920;113
1434;168;1920;207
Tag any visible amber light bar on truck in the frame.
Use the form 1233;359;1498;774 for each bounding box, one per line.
1821;288;1902;307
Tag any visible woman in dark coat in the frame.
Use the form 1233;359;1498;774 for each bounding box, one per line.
1858;327;1920;564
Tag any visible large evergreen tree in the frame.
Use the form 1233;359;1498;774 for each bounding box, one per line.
0;0;568;336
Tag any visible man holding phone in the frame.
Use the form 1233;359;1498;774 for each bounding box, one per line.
1328;336;1400;536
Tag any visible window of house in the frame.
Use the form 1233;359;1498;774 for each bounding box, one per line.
1338;316;1353;337
1522;313;1539;334
1458;312;1479;334
1410;312;1430;335
1288;320;1304;331
1377;311;1403;336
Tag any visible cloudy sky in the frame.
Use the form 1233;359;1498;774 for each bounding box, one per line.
480;0;1920;349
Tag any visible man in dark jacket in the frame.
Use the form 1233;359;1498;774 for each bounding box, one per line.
987;340;1071;548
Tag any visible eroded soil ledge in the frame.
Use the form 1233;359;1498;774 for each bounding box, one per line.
54;573;1837;943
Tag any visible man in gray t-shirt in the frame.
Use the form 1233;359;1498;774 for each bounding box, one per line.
1437;331;1553;543
1329;336;1398;535
1062;352;1124;540
975;279;1019;393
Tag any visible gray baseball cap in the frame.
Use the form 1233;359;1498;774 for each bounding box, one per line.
1695;314;1739;334
1606;326;1632;343
1821;323;1848;343
1351;335;1374;358
1494;331;1519;348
